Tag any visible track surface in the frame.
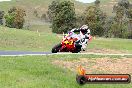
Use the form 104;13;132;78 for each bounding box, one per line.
0;51;52;56
0;51;132;56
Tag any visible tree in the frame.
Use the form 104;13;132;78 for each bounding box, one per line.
0;11;4;25
33;10;38;17
103;17;114;38
47;1;59;22
5;7;26;29
126;5;132;38
118;0;130;9
41;13;46;20
76;14;85;27
84;0;106;36
112;0;132;38
48;1;76;33
95;0;100;7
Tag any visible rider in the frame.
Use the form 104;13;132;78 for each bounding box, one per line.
68;25;91;51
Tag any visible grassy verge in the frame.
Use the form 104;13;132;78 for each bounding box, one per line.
0;26;60;52
0;26;132;53
0;55;131;88
28;24;52;33
88;37;132;53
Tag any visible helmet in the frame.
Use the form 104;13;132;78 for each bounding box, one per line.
80;25;89;34
80;25;88;30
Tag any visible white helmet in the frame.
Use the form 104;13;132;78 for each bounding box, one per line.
80;25;88;30
80;25;89;34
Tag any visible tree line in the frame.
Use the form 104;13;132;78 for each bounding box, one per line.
0;7;26;29
48;0;132;39
0;0;131;39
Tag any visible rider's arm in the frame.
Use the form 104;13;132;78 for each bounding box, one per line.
71;28;80;33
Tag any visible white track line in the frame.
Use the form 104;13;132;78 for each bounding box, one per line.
53;53;132;57
0;54;49;57
0;53;132;57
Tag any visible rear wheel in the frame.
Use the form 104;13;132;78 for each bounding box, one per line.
52;43;62;53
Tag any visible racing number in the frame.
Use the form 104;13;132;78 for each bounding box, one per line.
69;40;73;45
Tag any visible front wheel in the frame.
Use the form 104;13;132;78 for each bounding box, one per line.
52;43;62;53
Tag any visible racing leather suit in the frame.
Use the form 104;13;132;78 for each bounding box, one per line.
68;28;90;51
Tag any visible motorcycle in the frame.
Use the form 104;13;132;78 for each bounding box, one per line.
52;33;82;53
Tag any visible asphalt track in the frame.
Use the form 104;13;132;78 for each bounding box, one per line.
0;51;52;56
0;50;132;56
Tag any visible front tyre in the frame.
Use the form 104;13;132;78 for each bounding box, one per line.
52;43;62;53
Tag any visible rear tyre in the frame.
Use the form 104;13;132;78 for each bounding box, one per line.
52;43;62;53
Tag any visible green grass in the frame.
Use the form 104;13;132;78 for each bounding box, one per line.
88;37;132;53
0;55;131;88
28;24;52;33
0;1;132;88
0;26;60;52
0;26;132;53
